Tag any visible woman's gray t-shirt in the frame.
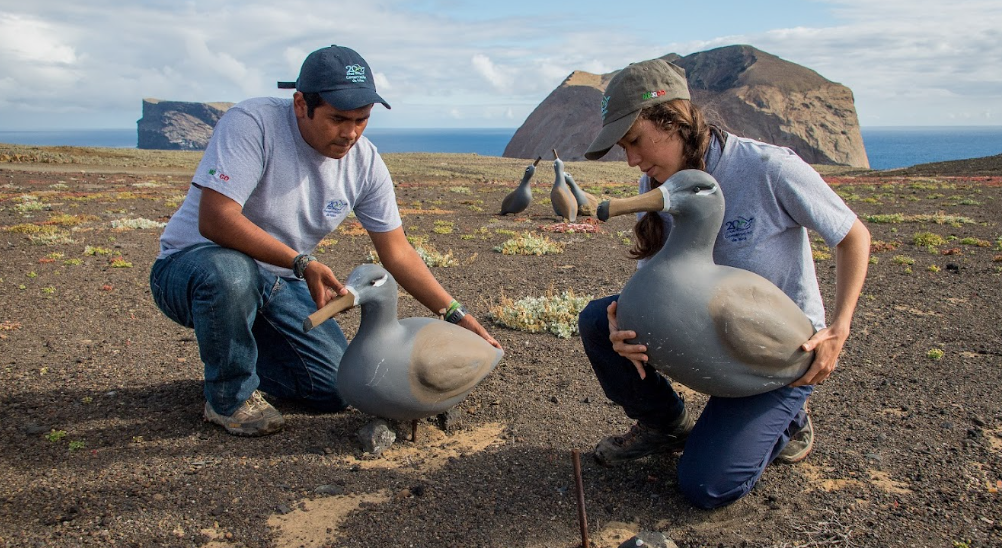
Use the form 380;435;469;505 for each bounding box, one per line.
638;133;856;329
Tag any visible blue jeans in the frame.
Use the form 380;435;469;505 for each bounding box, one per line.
149;243;349;416
579;295;813;509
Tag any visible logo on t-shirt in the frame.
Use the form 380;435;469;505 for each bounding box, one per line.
724;216;755;242
324;199;348;218
207;168;230;182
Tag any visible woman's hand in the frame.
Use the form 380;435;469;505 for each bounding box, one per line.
791;322;847;387
607;300;648;379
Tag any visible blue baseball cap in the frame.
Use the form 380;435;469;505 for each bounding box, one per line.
278;45;390;111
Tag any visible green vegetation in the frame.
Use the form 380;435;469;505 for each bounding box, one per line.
414;245;458;267
864;213;904;224
863;212;975;226
912;232;946;247
958;237;991;247
494;232;564;255
110;257;133;268
45;429;67;442
490;290;592;339
432;220;454;234
111;217;167;229
84;245;114;256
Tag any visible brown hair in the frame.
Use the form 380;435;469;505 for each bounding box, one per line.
629;99;713;260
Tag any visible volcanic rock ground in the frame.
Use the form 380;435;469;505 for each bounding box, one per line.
1;149;1001;547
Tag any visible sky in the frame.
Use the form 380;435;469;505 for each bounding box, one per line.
1;0;1000;131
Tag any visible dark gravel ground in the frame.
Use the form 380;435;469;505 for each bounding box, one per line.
1;152;1001;547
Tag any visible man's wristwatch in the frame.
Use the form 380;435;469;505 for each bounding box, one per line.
443;300;467;324
292;253;317;279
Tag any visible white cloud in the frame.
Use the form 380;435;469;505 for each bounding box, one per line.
0;0;1000;129
0;13;76;63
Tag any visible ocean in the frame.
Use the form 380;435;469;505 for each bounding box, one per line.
1;126;1000;171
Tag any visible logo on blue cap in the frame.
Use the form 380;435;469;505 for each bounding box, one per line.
345;64;367;84
600;96;610;120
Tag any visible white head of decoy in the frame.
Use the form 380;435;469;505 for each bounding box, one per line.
595;169;815;397
303;263;396;331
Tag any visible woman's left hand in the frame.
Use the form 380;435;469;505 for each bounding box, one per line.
790;323;848;387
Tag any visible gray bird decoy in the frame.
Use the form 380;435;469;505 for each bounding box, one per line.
499;156;541;215
302;264;503;421
597;169;815;397
564;172;600;217
549;149;578;223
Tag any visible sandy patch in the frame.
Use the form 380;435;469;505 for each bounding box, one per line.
798;463;865;492
868;470;912;495
337;421;505;472
989;429;1002;454
238;423;506;548
266;490;392;548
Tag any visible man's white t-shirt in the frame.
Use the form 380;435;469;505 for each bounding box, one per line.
158;97;402;277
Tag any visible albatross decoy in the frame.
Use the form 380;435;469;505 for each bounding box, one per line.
302;264;503;421
596;169;815;397
499;156;541;215
564;172;600;217
549;149;578;223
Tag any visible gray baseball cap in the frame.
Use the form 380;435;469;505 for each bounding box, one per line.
277;45;390;111
585;58;689;160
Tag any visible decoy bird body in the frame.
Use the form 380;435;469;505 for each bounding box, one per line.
549;150;578;222
303;264;503;420
499;157;540;215
597;170;815;397
564;172;600;217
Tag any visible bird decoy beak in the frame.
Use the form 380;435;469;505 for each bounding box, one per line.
532;156;541;166
597;185;671;222
302;286;359;332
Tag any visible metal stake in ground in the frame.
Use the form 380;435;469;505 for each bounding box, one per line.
572;449;590;548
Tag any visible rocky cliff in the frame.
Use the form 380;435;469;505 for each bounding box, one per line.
504;45;869;168
136;99;233;150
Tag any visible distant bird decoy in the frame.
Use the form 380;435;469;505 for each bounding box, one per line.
549;149;578;223
564;172;600;217
499;156;541;215
303;264;503;421
596;169;815;397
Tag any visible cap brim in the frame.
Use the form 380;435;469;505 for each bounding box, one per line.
319;89;391;111
584;110;640;160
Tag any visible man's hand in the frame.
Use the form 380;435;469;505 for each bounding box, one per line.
457;314;502;350
302;260;348;309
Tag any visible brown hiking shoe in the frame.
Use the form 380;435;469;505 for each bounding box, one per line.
203;391;285;437
594;409;694;466
776;412;814;464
